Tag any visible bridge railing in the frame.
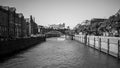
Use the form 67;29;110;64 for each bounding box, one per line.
74;35;120;59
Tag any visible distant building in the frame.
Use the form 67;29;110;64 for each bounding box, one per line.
38;25;44;34
49;23;65;29
80;18;106;26
90;18;107;24
81;20;91;25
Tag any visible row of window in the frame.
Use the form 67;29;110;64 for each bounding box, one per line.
0;26;8;37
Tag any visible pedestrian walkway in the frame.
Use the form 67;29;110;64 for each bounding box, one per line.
0;37;120;68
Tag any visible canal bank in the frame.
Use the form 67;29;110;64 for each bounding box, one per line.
74;35;120;59
0;36;46;58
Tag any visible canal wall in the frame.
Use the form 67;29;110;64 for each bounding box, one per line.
74;35;120;59
0;36;46;57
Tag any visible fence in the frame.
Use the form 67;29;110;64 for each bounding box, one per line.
74;35;120;59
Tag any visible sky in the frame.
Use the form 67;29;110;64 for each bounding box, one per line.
0;0;120;28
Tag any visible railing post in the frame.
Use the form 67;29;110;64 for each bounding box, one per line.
79;36;80;42
88;37;90;46
99;38;101;51
79;36;81;42
118;40;120;59
84;35;87;46
81;36;82;42
83;36;84;43
80;36;82;42
87;37;88;45
82;36;84;43
94;37;95;49
79;36;80;41
107;39;110;54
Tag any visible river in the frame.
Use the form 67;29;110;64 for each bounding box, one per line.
0;37;120;68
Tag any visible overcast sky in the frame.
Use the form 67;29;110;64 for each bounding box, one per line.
0;0;120;28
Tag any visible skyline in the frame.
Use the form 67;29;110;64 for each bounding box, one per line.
0;0;120;28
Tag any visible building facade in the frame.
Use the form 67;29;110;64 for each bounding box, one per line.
0;5;38;40
0;6;9;39
30;15;38;35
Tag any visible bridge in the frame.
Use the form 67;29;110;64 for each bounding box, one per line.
44;30;75;40
45;30;63;38
41;28;74;38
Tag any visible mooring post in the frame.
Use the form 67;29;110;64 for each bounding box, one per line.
107;39;110;54
80;36;81;41
94;37;95;49
82;36;84;43
99;38;101;51
84;34;87;46
88;37;90;46
118;40;120;59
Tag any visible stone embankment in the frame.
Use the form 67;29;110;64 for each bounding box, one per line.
0;36;46;58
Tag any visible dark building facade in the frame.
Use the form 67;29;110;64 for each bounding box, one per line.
0;6;9;40
30;15;38;35
0;5;38;41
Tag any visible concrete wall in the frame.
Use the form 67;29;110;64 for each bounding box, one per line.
0;36;46;58
74;35;120;59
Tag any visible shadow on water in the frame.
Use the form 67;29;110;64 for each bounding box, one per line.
0;42;44;63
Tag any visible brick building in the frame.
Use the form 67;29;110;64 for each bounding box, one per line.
0;5;35;40
30;15;38;35
0;6;9;39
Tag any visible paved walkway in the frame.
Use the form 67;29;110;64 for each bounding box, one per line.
0;37;120;68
